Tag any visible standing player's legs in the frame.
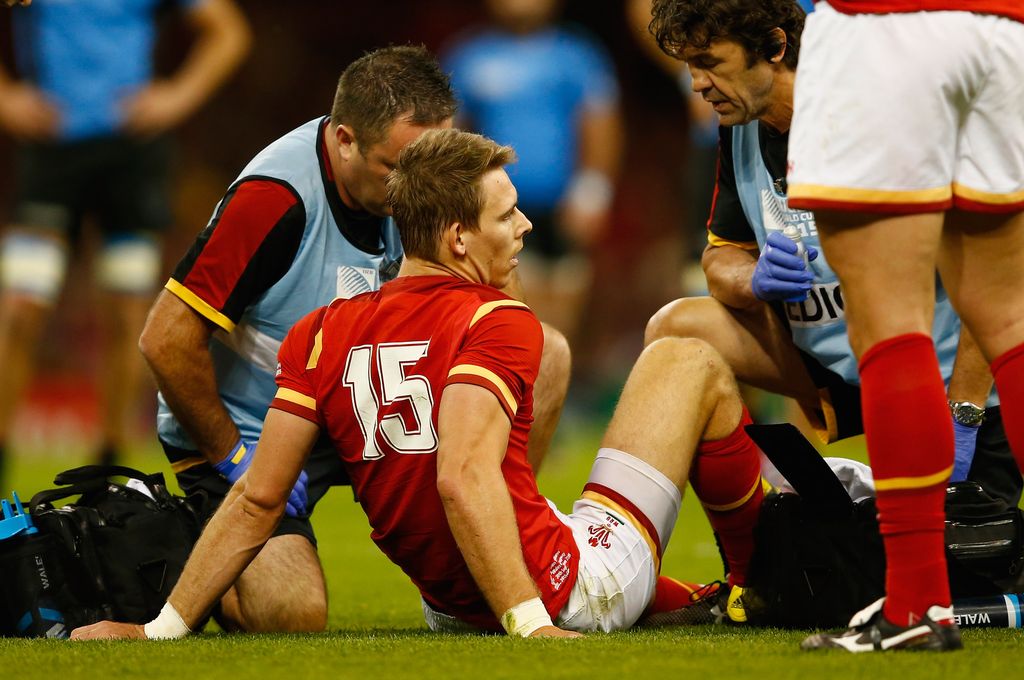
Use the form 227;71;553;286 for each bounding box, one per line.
0;231;66;489
95;136;173;464
0;140;78;488
940;209;1024;473
784;6;991;645
95;237;162;465
814;210;952;630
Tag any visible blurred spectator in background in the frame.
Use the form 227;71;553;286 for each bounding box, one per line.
627;0;717;296
443;0;624;343
0;0;250;482
3;1;29;8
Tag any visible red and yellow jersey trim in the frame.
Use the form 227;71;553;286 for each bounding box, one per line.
469;299;530;328
447;364;517;416
165;278;236;333
306;330;323;370
270;386;319;423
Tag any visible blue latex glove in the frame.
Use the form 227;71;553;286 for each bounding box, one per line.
751;231;819;302
214;439;309;517
950;419;980;483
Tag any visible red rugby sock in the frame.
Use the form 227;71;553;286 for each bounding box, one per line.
690;409;763;588
860;334;952;626
991;342;1024;475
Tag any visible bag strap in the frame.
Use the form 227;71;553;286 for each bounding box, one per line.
53;465;163;488
28;466;167;513
745;423;854;519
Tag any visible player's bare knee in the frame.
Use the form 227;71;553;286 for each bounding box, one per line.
644;297;707;347
644;336;732;394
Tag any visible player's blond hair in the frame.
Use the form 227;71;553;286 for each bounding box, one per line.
387;129;516;261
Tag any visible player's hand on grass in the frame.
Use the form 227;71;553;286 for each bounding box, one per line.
0;82;59;140
70;621;146;640
214;438;309;517
751;231;818;303
528;625;583;638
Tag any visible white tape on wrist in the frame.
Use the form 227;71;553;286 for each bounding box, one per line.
500;597;552;638
143;602;191;640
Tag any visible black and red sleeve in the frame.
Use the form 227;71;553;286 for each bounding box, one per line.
707;127;758;250
166;176;307;332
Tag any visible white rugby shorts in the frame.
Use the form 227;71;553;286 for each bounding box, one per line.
788;3;1024;214
421;448;682;634
553;447;682;633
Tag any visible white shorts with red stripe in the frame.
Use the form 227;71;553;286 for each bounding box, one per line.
552;447;683;632
788;3;1024;214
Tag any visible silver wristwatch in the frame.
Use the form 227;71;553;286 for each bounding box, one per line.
949;400;985;427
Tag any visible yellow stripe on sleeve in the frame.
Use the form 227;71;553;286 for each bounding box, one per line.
306;330;323;370
469;300;529;328
448;364;517;414
274;387;316;411
874;465;953;492
707;233;759;250
165;279;236;332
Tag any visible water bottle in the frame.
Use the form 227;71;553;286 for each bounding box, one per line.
953;593;1023;628
782;225;809;269
0;492;69;638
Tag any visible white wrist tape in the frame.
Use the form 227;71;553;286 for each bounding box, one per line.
143;602;191;640
500;597;552;638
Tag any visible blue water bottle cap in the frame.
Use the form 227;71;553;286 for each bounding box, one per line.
0;491;38;540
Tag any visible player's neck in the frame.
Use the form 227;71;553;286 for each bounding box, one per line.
397;257;462;281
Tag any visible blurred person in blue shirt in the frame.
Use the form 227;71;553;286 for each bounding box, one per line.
444;0;624;342
0;0;250;480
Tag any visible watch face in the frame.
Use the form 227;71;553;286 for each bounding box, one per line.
952;402;985;427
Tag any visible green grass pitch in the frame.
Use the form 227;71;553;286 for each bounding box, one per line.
1;431;1020;679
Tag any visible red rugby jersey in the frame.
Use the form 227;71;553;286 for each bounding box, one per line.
271;275;579;630
826;0;1024;23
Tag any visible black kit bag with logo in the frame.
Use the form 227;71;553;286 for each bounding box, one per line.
738;425;1024;629
0;465;204;637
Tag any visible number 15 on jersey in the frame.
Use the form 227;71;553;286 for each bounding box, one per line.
342;341;439;460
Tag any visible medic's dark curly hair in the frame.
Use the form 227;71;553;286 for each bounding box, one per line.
650;0;805;69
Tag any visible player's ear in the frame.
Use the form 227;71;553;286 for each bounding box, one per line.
446;221;467;257
335;124;357;161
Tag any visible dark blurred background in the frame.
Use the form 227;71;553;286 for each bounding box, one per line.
0;0;701;448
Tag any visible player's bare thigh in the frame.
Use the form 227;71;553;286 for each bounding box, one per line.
646;295;817;402
219;534;327;633
939;209;1024;361
813;210;944;358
